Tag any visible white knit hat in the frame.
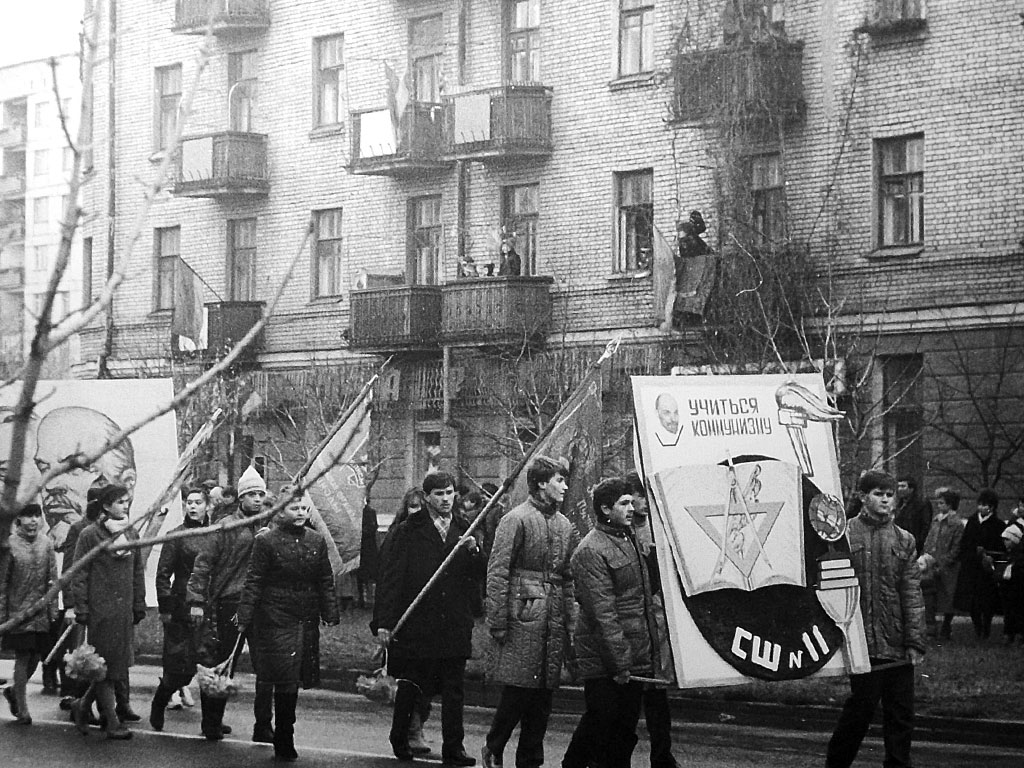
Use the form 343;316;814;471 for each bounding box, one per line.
237;465;267;498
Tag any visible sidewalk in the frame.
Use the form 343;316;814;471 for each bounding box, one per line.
4;657;1021;751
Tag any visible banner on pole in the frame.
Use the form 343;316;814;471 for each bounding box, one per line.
631;373;870;688
304;388;373;581
508;367;603;539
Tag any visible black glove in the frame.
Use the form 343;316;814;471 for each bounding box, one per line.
133;609;147;625
75;612;89;625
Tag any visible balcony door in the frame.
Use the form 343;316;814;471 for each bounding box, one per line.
228;218;257;301
408;196;442;285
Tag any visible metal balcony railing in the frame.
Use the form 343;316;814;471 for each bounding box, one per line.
0;266;24;291
173;0;270;35
441;276;553;345
203;300;265;362
349;103;449;177
443;85;553;162
348;285;442;349
0;174;26;197
0;122;27;149
172;132;269;197
672;41;804;124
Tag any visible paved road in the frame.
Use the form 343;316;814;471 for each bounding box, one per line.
2;663;1022;767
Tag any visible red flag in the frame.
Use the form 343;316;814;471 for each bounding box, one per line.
171;258;204;343
508;366;603;538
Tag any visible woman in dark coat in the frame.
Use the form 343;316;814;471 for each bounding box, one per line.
72;484;146;740
236;485;339;761
149;487;214;733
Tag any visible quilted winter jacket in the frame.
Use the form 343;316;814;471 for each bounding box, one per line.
570;522;656;680
847;514;927;660
485;496;580;688
0;530;58;632
186;508;261;606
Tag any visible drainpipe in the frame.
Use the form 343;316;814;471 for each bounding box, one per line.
98;0;116;379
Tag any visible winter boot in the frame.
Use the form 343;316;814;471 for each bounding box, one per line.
252;682;276;742
408;710;431;754
149;678;176;731
97;681;132;740
389;679;419;760
272;685;299;761
200;691;227;740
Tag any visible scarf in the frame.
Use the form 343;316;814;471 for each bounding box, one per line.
104;516;133;558
15;525;39;544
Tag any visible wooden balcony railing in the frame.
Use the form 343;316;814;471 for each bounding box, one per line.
202;301;265;362
0;174;26;198
173;0;270;35
443;85;553;162
0;122;27;148
349;103;449;177
0;266;24;291
172;132;269;198
672;42;804;124
441;276;553;345
349;286;442;350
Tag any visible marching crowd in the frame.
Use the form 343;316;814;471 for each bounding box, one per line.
1;457;1022;768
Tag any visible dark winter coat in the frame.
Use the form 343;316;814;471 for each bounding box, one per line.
847;514;926;660
373;509;485;660
485;496;579;688
570;522;656;681
955;512;1007;614
921;512;965;615
358;504;380;581
236;524;338;687
72;521;146;681
894;494;932;556
155;517;211;676
186;508;261;606
0;529;58;633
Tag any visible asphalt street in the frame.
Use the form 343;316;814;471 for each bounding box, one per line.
2;662;1022;767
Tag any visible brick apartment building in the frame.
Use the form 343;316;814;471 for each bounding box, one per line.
0;53;83;377
74;0;1023;511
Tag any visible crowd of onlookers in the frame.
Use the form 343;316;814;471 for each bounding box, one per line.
846;477;1024;645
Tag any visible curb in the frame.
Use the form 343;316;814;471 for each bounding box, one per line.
134;656;1024;750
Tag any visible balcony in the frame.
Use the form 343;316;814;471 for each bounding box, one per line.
172;0;270;36
443;85;553;163
348;285;442;350
349;103;449;178
0;266;24;291
1;219;25;244
172;132;269;198
0;122;27;149
441;276;553;345
672;41;804;125
202;300;265;363
0;174;26;198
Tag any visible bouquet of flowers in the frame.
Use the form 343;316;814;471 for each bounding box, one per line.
64;643;107;682
197;634;244;700
355;666;397;705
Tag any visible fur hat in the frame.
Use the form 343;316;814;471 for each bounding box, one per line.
237;465;267;498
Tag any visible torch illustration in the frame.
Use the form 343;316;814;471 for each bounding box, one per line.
808;493;870;674
775;381;844;477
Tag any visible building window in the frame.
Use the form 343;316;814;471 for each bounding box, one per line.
228;218;257;301
32;245;50;273
228;50;258;132
502;184;539;276
416;428;443;479
875;0;924;23
33;149;49;177
315;35;345;127
878;134;924;247
82;236;93;306
881;354;923;482
507;0;540;83
750;153;785;247
409;196;442;285
313;208;344;298
63;147;74;173
615;170;653;273
33;102;47;128
155;226;180;311
619;0;654;76
31;198;50;234
155;64;182;151
411;15;444;102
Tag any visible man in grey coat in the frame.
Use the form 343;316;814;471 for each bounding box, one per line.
482;456;579;768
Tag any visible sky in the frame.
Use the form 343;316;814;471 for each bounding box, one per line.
0;1;83;69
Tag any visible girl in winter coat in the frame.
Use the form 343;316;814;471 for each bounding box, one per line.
0;504;58;725
236;485;339;761
72;484;146;740
150;487;214;732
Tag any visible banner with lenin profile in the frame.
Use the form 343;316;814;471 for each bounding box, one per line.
632;373;871;688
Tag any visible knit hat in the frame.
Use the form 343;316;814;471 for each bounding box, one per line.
237;465;267;498
1002;520;1024;547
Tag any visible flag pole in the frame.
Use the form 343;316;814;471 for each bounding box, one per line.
390;335;623;637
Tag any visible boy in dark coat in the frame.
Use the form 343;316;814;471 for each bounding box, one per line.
373;471;485;766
